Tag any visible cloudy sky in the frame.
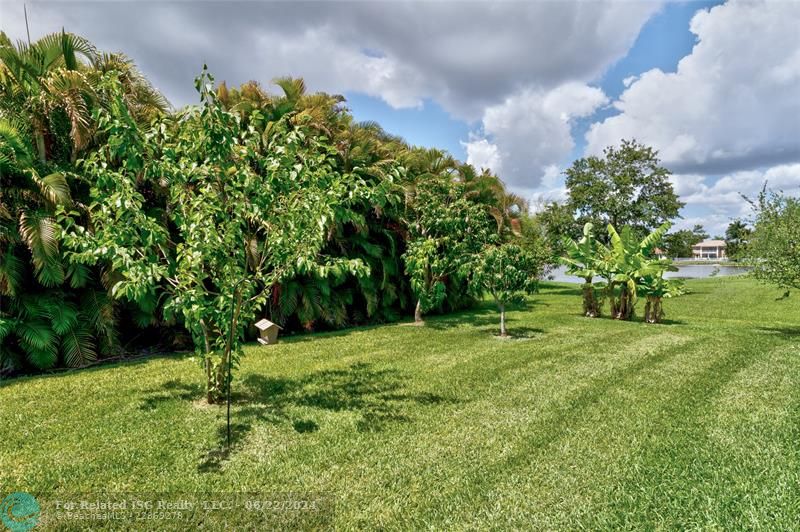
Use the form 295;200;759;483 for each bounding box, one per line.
2;0;799;236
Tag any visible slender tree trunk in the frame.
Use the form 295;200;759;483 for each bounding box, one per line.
204;353;214;404
200;320;218;404
34;129;47;164
414;298;423;324
220;292;243;402
499;303;507;337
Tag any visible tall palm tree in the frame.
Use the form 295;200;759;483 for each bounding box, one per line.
456;163;526;235
0;30;98;163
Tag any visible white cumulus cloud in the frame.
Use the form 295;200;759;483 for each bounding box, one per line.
671;163;800;235
585;0;800;175
465;82;608;192
1;1;659;119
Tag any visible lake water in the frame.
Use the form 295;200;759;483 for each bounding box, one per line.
547;264;750;283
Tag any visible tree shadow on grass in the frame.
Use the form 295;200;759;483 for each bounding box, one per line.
141;363;455;473
754;326;800;338
499;326;546;339
424;313;500;331
277;323;386;344
236;362;452;432
140;379;203;411
425;301;545;332
539;285;585;297
656;318;688;326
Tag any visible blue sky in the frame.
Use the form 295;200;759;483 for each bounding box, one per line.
346;94;472;161
3;0;798;236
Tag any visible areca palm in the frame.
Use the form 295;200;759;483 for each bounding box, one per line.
0;120;116;371
451;163;527;236
1;31;167;164
0;120;69;286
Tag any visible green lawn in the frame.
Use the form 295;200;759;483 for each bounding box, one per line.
2;276;799;530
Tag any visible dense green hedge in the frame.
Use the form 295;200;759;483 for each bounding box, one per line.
0;32;541;375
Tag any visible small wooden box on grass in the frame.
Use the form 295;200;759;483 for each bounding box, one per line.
255;318;282;345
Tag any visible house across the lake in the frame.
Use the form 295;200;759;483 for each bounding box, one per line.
692;239;726;259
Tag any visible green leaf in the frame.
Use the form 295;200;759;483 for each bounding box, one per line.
49;301;79;336
16;319;56;351
0;249;24;296
61;323;97;367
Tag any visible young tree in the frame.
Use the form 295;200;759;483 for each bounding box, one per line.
402;176;495;324
725;219;751;259
60;70;364;403
638;270;684;324
471;244;541;337
565;140;683;238
745;191;800;296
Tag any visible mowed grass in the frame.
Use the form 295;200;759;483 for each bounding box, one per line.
2;276;799;529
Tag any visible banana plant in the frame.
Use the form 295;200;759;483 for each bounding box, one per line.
637;266;684;323
601;222;673;320
561;222;603;317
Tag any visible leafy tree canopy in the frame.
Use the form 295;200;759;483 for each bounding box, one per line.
662;225;707;258
725;219;751;259
59;68;366;401
745;191;800;295
403;174;496;323
565;139;683;239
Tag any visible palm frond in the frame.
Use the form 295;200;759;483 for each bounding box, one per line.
49;300;78;335
18;210;64;286
31;171;72;207
25;345;58;369
66;262;90;288
15;318;56;352
0;316;14;342
272;76;306;105
0;248;23;296
61;322;97;367
81;290;118;353
42;68;96;151
32;31;97;72
0;118;34;170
